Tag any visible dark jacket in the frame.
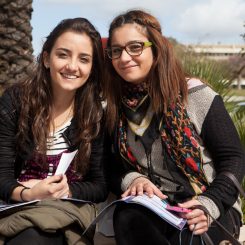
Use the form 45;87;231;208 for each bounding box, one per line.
0;87;108;203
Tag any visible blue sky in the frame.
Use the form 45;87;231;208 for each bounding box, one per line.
31;0;245;56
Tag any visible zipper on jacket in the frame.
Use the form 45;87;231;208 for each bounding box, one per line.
145;148;161;187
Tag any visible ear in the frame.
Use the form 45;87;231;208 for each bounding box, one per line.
43;51;50;69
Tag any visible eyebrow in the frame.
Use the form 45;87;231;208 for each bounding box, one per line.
111;40;144;47
56;48;92;57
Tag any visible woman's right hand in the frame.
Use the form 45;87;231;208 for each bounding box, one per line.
19;179;41;188
122;177;167;199
23;174;70;201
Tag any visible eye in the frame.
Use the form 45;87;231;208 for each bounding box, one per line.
57;52;68;59
111;47;122;56
127;43;142;53
79;56;91;64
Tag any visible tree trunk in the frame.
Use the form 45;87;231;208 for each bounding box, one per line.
0;0;33;91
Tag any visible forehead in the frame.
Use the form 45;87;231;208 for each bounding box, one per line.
111;23;148;45
52;31;93;54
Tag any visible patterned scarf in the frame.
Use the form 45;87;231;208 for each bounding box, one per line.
118;82;209;195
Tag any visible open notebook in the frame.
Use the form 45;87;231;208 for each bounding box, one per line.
83;194;188;236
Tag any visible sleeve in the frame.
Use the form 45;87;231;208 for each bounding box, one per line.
200;95;245;216
0;89;22;202
69;130;109;203
104;131;137;197
121;172;147;192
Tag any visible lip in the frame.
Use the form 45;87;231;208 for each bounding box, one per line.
120;65;138;70
61;73;79;79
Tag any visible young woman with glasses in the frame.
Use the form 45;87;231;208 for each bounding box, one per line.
103;9;244;245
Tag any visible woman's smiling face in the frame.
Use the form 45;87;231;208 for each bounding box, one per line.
111;23;153;84
43;31;93;94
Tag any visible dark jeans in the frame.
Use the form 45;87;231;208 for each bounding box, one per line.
113;202;240;245
4;227;67;245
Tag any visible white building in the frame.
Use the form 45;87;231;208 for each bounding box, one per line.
186;44;245;60
186;44;245;88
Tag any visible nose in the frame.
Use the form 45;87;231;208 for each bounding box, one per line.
66;59;78;71
120;49;132;62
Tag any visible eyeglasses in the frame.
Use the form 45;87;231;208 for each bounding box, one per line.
106;41;153;59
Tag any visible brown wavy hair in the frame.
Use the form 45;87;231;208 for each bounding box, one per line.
104;10;187;133
14;18;105;174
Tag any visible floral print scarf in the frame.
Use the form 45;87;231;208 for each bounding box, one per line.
118;82;209;194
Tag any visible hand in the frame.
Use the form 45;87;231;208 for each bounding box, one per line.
178;199;209;235
25;175;70;200
122;177;167;199
19;179;41;188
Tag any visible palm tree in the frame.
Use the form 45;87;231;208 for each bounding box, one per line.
0;0;33;92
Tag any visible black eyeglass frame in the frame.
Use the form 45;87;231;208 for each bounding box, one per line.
106;41;153;59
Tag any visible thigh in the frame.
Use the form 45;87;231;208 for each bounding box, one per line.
5;227;67;245
113;202;171;245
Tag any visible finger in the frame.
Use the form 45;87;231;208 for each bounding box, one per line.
49;181;67;194
61;175;68;183
52;189;67;199
191;222;208;235
179;199;200;208
129;185;137;196
122;188;133;198
136;184;144;195
153;187;167;199
58;187;70;198
194;221;208;231
186;209;206;219
46;174;63;184
187;214;207;225
51;182;69;198
144;185;155;197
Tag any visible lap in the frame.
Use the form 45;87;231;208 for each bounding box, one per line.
4;227;66;245
113;202;240;245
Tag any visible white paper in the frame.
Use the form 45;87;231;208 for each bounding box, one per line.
0;200;39;212
55;150;78;175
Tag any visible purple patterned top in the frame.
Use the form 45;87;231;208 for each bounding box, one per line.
18;150;82;183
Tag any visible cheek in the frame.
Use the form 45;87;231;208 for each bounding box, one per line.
112;59;118;68
144;56;153;73
111;61;120;74
85;65;93;76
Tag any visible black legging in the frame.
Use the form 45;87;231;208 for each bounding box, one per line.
4;227;67;245
113;202;240;245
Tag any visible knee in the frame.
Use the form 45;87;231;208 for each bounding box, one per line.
113;203;140;226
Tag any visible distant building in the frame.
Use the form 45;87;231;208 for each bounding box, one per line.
186;44;245;60
186;44;245;89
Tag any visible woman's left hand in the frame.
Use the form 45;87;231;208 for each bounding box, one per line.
178;199;209;235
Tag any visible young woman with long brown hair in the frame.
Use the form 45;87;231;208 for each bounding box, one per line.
104;9;244;245
0;17;108;244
